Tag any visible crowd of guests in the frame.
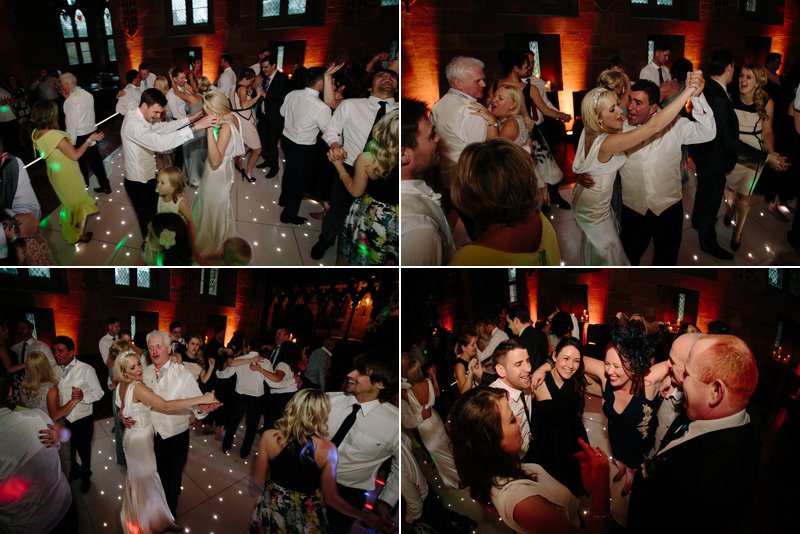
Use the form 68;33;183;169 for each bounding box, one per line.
401;305;761;533
401;45;800;265
0;316;400;533
1;47;399;266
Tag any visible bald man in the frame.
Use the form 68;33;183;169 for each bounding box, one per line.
649;332;705;454
628;335;760;533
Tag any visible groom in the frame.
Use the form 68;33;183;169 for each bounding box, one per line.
140;330;221;515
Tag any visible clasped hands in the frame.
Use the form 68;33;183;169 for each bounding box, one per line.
327;145;348;163
187;109;219;130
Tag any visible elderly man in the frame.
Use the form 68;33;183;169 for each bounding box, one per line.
60;72;112;193
431;56;489;187
53;335;104;493
142;330;219;515
628;334;760;533
400;98;455;265
121;88;216;239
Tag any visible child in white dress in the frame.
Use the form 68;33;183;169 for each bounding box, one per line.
155;166;197;252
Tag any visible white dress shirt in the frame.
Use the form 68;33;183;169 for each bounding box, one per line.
57;359;104;423
326;392;399;507
489;378;532;457
639;62;672;85
215;353;291;396
477;327;510;362
121;108;193;184
217;67;236;102
658;409;749;455
323;96;398;166
116;83;141;115
304;346;332;391
10;338;56;371
140;72;157;90
651;387;684;457
143;359;207;439
0;408;72;534
64;86;96;143
98;333;115;364
281;87;332;145
794;84;800;110
431;88;488;182
400;180;456;265
0;157;41;259
620;94;716;216
166;87;188;120
400;432;427;524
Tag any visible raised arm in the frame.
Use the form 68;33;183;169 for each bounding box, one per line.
134;382;215;412
530;86;571;121
207;122;232;170
56;132;104;161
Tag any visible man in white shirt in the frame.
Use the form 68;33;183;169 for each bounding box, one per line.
11;318;56;371
629;335;760;533
639;41;672;87
249;47;271;75
166;67;189;121
325;352;398;533
400;98;455;265
121;88;216;239
138;63;157;90
488;340;534;459
476;312;510;363
142;330;219;515
98;315;120;367
305;337;334;390
313;68;399;259
431;56;489;187
59;72;112;194
30;68;59;101
0;154;41;260
216;54;236;102
0;375;75;534
53;335;104;493
279;67;331;225
115;69;141;116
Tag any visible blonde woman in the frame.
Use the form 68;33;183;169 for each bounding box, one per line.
191;90;245;257
232;67;265;183
114;350;216;533
249;389;383;533
334;110;399;265
724;64;774;250
470;83;534;149
597;69;632;114
572;74;700;265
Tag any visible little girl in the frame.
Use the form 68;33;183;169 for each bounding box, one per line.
155;166;197;250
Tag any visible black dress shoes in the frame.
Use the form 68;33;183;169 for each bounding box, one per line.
255;161;269;169
701;244;734;260
265;167;279;178
310;242;327;260
94;186;112;194
281;215;307;226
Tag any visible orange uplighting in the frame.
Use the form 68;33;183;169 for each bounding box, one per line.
401;2;440;106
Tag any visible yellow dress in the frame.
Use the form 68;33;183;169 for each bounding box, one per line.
449;211;562;266
32;129;98;244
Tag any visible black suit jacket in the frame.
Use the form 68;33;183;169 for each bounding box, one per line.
260;71;290;119
689;79;766;174
627;419;760;534
518;325;550;370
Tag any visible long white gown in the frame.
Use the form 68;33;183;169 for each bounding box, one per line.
401;379;460;488
572;131;631;266
191;117;245;256
116;382;181;534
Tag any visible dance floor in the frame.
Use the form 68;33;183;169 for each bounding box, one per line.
35;149;339;266
73;417;383;533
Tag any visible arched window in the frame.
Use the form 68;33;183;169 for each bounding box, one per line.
58;1;117;66
104;7;116;62
168;0;213;34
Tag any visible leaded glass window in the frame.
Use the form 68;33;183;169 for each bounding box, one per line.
288;0;307;15
115;267;130;286
263;0;280;16
381;0;399;5
136;268;151;288
648;40;654;64
0;268;19;275
277;45;285;71
677;293;686;322
209;269;219;296
107;39;116;61
528;41;541;78
768;268;782;288
746;0;757;11
193;0;208;23
25;313;39;339
74;9;88;37
29;268;51;278
172;0;187;25
60;13;74;38
104;8;113;35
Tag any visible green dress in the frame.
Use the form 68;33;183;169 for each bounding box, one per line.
32;129;98;244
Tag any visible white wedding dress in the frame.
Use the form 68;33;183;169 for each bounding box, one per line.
402;379;460;488
572;131;631;266
116;382;181;534
192;116;245;256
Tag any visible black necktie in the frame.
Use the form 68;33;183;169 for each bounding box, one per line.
658;67;664;85
520;393;532;430
331;404;361;447
658;413;690;451
19;341;28;364
363;101;388;151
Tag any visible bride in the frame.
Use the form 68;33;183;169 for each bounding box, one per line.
191;90;245;257
572;71;702;265
114;350;217;533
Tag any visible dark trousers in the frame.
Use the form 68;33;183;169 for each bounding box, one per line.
280;136;317;219
316;163;356;251
621;200;683;265
691;165;727;250
75;132;110;189
154;429;190;516
223;392;262;457
257;114;283;169
65;414;94;480
48;500;78;534
125;177;158;239
261;391;294;433
327;483;367;533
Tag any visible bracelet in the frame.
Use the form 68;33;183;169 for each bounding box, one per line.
189;122;196;133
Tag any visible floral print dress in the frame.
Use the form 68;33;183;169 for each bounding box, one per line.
601;380;659;468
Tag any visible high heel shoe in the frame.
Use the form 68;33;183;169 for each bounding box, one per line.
239;168;256;183
723;203;734;227
730;235;741;251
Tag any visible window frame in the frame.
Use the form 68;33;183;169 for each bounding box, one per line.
166;0;214;36
255;0;326;30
